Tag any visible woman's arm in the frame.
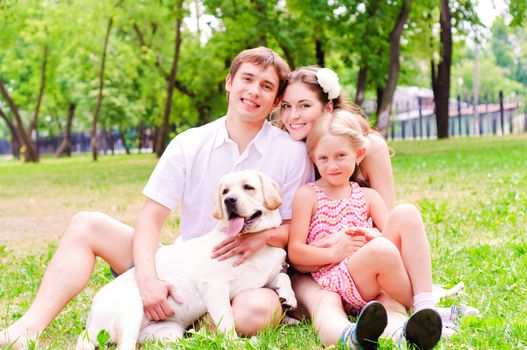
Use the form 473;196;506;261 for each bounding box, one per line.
362;187;390;231
288;186;343;267
362;133;395;209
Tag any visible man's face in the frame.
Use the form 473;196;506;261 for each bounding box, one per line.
225;62;280;124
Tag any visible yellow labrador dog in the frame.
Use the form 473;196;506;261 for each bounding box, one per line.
76;170;296;350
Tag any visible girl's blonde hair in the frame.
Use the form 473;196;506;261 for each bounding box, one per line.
306;109;369;159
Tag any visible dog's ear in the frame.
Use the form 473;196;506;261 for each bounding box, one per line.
258;172;282;210
212;182;224;220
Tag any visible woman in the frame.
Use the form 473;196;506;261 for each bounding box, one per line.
277;66;467;348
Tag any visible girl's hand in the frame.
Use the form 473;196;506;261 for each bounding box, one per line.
331;233;367;263
311;230;367;263
346;226;382;242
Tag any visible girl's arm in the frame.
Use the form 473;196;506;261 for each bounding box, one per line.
361;133;395;209
361;187;390;232
288;185;346;267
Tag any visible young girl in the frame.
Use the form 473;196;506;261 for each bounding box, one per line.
277;66;395;208
288;110;443;350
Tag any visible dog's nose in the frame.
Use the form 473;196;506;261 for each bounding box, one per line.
224;196;237;207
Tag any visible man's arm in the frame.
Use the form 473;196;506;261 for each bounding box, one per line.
211;220;289;266
265;220;290;248
134;198;180;321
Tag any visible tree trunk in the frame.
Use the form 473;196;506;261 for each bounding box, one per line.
354;0;380;107
0;80;38;162
156;1;183;158
108;129;115;155
376;0;413;137
29;46;48;140
279;43;295;70
91;17;113;161
120;131;130;154
197;103;212;126
315;39;325;67
0;107;20;159
56;103;75;157
137;123;144;153
355;65;368;106
432;0;453;139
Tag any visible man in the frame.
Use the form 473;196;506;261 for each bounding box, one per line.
1;47;313;349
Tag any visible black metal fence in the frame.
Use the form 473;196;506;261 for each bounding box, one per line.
0;129;154;156
387;92;526;140
1;92;526;156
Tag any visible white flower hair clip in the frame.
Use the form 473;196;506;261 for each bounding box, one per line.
316;68;341;100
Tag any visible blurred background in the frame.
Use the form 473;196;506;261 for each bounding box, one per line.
1;0;526;162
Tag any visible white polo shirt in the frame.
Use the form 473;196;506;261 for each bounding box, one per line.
143;116;314;241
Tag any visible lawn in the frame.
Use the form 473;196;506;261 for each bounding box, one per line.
1;134;526;349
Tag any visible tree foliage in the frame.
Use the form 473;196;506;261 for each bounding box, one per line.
0;0;524;162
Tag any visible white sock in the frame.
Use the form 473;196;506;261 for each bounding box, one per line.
413;292;435;313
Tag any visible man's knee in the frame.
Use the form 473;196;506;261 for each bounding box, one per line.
63;211;104;243
232;288;282;336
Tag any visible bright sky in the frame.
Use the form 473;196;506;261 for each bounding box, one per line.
476;0;507;27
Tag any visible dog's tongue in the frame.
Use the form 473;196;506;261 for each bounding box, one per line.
227;217;244;237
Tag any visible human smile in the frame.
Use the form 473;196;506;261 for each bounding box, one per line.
241;97;260;109
287;123;306;130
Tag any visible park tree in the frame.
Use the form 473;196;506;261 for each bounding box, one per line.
431;0;452;139
509;0;527;26
429;0;479;139
0;0;55;162
375;0;413;137
491;17;514;69
90;1;126;161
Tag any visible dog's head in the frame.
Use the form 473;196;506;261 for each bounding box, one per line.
213;170;283;237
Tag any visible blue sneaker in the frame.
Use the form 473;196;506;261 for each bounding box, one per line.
341;301;388;350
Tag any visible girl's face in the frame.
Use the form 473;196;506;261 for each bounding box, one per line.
312;135;365;187
280;82;332;140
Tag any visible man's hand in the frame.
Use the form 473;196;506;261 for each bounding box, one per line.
137;277;182;321
345;226;382;241
211;230;268;266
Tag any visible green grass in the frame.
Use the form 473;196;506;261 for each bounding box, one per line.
1;134;527;349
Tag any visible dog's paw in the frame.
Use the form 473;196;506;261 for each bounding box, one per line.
282;316;301;325
279;294;297;311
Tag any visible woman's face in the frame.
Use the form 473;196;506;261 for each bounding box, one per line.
280;82;331;141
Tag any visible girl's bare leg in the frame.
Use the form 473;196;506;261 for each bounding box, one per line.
347;237;414;309
382;204;433;294
0;212;134;349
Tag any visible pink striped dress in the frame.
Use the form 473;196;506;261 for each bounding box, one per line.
307;182;371;313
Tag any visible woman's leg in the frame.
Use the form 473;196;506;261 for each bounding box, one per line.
376;292;408;339
382;204;433;295
292;274;410;346
291;273;351;346
0;212;134;348
347;237;414;309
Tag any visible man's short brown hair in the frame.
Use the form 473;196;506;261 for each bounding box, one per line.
229;47;290;99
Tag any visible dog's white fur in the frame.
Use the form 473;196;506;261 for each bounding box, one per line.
76;170;296;350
